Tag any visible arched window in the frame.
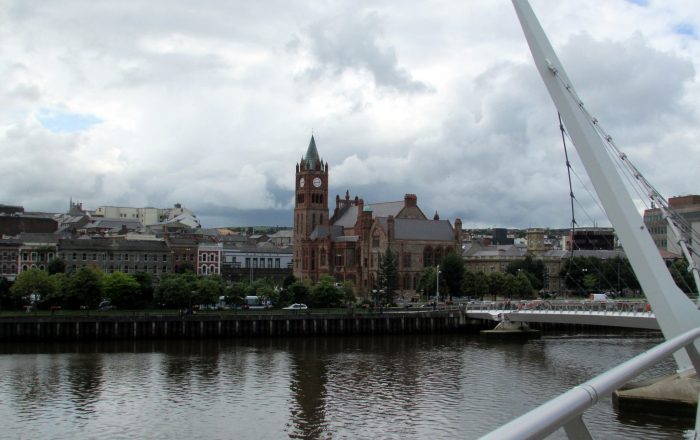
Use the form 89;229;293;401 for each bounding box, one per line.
435;247;443;265
209;264;215;274
201;264;207;274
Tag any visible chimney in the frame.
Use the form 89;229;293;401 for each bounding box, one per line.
454;218;462;243
404;194;417;208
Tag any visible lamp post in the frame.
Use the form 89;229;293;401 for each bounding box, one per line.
435;265;441;306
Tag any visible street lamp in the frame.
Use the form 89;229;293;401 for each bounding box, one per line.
435;265;441;306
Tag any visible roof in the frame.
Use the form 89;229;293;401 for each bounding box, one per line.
368;201;404;218
309;225;344;241
269;229;293;238
544;249;627;259
376;218;455;241
84;218;143;230
16;233;62;244
59;238;169;251
333;205;358;228
304;135;320;168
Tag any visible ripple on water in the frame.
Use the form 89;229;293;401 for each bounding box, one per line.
0;334;691;439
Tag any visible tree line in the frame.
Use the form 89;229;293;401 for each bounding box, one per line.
1;253;696;310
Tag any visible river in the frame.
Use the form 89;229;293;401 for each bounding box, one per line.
0;330;692;439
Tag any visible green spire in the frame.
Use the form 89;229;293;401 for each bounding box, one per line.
304;135;320;168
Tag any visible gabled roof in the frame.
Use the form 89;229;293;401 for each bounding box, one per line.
368;201;404;218
333;205;358;228
309;225;344;241
376;217;455;241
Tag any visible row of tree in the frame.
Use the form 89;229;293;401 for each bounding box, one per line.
0;265;359;311
1;253;695;310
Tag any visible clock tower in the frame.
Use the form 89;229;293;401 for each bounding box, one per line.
294;135;329;280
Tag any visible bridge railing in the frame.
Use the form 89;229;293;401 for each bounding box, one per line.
464;300;652;315
480;326;700;439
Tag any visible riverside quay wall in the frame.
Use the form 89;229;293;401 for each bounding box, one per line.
0;310;486;341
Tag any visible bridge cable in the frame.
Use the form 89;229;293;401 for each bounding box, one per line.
558;115;632;295
549;68;700;297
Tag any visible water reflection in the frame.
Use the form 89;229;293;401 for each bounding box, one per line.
0;332;691;439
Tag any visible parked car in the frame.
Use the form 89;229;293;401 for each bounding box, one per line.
283;303;308;310
98;300;114;311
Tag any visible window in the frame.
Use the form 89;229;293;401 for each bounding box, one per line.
268;258;273;268
403;253;411;268
124;254;129;261
31;252;37;261
82;253;87;261
209;264;215;274
275;258;280;268
162;254;167;262
203;253;208;262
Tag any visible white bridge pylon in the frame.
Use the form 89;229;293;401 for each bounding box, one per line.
512;0;700;373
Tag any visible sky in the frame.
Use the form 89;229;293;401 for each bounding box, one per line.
1;0;698;229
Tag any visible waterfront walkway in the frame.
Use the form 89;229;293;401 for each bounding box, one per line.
464;300;657;330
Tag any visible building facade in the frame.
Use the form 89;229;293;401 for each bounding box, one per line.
644;195;700;255
293;136;462;299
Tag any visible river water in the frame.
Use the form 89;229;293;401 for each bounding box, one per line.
0;330;692;439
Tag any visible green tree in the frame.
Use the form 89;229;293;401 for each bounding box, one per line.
487;272;508;301
440;252;465;299
376;248;398;304
668;259;697;295
195;276;226;306
512;271;535;299
310;275;343;308
506;256;545;291
155;272;198;308
289;281;311;305
225;282;248;306
10;269;54;306
102;272;140;309
249;278;278;305
341;280;356;305
47;257;66;275
0;277;12;309
66;267;104;309
132;271;154;307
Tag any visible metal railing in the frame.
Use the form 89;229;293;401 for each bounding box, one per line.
464;300;652;315
480;326;700;439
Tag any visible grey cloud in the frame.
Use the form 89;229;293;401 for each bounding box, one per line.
562;33;695;128
301;10;431;93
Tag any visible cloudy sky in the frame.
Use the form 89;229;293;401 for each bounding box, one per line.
1;0;698;229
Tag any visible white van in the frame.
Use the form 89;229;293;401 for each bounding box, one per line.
589;293;608;301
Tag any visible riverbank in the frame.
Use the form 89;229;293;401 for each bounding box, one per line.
0;309;485;341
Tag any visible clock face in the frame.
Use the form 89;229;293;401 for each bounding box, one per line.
313;177;322;187
299;177;305;188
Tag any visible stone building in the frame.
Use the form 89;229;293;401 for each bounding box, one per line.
293;136;462;299
644;195;700;255
58;238;171;275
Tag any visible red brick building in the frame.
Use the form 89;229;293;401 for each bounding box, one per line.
293;136;462;299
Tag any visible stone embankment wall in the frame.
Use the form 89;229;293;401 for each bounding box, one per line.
0;311;487;341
